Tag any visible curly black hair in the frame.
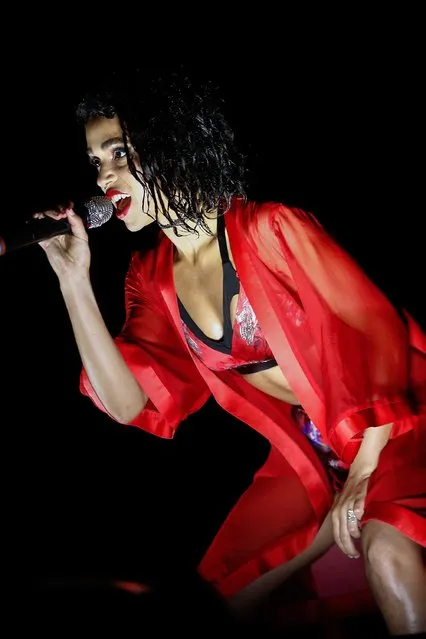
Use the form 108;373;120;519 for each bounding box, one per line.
76;69;247;236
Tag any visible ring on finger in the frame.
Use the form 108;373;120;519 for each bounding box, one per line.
347;508;357;524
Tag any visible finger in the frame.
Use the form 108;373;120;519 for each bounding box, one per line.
353;484;367;522
340;504;360;557
331;503;345;556
332;493;354;556
58;202;72;211
348;512;361;540
32;210;68;220
65;209;88;240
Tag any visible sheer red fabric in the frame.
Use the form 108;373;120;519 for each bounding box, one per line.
80;198;426;595
226;200;425;460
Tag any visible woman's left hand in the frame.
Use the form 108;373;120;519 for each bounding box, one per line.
331;470;371;558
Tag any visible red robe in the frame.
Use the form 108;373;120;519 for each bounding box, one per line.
80;199;426;596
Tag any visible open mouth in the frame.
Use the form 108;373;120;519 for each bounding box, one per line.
115;196;131;218
107;191;132;219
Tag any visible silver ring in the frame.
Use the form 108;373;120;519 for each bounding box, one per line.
347;508;357;523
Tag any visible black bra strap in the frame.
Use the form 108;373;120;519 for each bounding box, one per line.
217;214;230;264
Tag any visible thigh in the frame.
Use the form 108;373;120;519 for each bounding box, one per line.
198;445;319;595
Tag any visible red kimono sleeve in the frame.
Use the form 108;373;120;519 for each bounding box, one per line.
272;205;425;461
80;253;210;438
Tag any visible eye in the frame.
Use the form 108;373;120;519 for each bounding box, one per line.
89;156;100;169
113;147;127;160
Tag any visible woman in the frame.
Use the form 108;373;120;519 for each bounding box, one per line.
37;73;425;635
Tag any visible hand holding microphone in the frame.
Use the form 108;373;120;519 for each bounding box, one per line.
0;196;114;280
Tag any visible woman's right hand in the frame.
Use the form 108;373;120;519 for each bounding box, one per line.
35;205;91;281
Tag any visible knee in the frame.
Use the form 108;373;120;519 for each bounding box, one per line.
361;521;408;581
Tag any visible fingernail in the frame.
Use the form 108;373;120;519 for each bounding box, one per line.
67;209;75;216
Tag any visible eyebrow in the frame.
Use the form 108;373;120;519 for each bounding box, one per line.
87;137;124;154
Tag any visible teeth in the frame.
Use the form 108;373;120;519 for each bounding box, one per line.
111;193;130;205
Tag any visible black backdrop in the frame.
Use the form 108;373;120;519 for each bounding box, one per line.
1;50;424;591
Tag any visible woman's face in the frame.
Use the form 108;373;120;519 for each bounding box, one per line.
85;116;156;232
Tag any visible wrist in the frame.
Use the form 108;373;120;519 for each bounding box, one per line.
60;271;92;296
349;423;393;478
349;444;382;478
349;456;377;479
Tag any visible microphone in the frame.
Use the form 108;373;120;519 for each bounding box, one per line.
0;196;114;257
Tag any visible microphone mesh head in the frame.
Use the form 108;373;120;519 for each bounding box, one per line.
84;196;114;229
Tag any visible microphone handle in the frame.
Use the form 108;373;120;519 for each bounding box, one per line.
0;216;72;255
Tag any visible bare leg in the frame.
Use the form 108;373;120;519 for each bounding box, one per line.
228;511;334;616
362;520;426;636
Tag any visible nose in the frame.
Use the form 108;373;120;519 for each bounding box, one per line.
97;163;117;193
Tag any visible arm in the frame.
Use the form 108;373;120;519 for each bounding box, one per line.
39;206;209;437
39;207;147;423
61;274;147;423
264;204;422;556
351;422;393;476
271;204;416;461
332;422;392;558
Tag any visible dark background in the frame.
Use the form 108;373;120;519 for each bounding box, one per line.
1;39;424;593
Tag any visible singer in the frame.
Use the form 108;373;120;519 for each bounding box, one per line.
36;71;426;635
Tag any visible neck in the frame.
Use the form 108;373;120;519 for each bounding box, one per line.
159;210;219;265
